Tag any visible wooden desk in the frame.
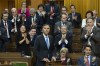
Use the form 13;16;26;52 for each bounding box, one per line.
46;61;78;66
0;52;32;66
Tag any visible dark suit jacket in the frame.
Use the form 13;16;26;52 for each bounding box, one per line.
55;32;72;53
8;15;20;32
81;26;100;54
45;4;60;18
30;35;37;47
78;56;98;66
0;19;12;39
26;16;37;30
68;12;82;28
96;18;100;28
54;21;73;35
34;34;55;66
45;4;60;25
0;26;7;51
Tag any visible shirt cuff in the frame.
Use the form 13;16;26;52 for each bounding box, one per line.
58;40;62;45
90;33;93;37
65;39;68;45
85;35;88;39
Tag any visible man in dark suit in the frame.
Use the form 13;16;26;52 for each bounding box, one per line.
29;27;37;47
34;24;56;66
54;13;73;35
55;25;72;53
68;5;82;28
0;24;7;52
26;8;37;31
81;17;100;57
78;45;98;66
0;12;12;41
9;8;20;33
45;0;60;35
35;4;46;35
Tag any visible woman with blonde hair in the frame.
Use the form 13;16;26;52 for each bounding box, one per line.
56;47;72;65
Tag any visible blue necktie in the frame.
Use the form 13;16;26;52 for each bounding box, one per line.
45;36;50;49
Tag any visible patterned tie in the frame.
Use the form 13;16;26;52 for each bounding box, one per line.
86;56;90;66
45;36;50;49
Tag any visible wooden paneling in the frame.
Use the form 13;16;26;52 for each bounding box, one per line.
0;0;8;18
64;0;100;18
30;0;43;9
15;0;26;9
98;0;100;16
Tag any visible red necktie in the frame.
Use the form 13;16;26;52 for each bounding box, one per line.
86;56;90;66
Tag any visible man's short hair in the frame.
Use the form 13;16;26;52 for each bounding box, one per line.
42;24;50;28
70;4;76;9
84;45;92;50
61;6;68;11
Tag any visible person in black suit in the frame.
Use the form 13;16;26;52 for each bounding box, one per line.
16;25;31;56
45;0;60;35
29;27;37;47
0;24;7;52
9;8;20;33
26;8;37;31
55;25;72;53
34;24;56;66
68;5;82;28
35;4;46;35
0;11;12;42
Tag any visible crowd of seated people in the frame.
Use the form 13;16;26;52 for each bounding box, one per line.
0;0;100;66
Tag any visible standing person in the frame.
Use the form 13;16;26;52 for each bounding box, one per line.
34;24;56;66
81;17;100;57
10;8;20;33
36;4;46;35
16;25;31;56
29;27;37;47
55;26;72;53
18;1;30;17
0;11;12;42
26;8;37;31
45;0;60;35
68;5;82;28
78;45;98;66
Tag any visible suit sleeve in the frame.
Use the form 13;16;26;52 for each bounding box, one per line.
0;28;7;42
91;29;100;42
77;58;82;66
34;37;44;60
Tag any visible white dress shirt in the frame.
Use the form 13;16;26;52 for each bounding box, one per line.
3;20;10;38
